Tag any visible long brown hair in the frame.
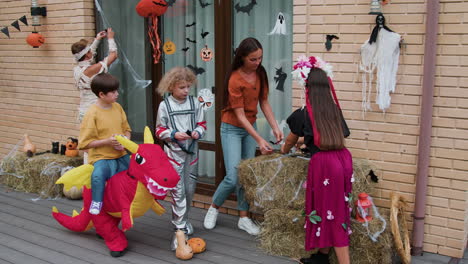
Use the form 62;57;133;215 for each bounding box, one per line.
223;37;268;108
307;67;344;150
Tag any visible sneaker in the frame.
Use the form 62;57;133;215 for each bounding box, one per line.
186;221;194;235
238;217;260;235
89;201;102;215
203;206;218;230
170;229;188;251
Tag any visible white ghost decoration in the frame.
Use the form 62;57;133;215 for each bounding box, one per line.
197;88;214;110
268;12;287;35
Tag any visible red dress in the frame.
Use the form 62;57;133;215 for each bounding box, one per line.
286;108;353;249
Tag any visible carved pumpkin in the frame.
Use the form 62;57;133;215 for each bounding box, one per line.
65;137;79;157
62;186;83;200
200;45;213;62
187;237;206;254
23;134;36;157
26;32;45;48
175;230;193;260
136;0;168;17
163;40;176;55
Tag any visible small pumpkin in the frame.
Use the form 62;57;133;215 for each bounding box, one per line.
26;32;45;48
188;237;206;254
175;230;193;260
62;186;83;200
23;134;36;157
65;137;79;157
163;40;176;55
200;45;213;62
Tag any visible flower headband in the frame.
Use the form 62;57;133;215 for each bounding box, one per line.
291;55;333;87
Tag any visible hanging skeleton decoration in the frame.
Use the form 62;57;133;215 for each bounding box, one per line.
360;14;401;112
197;88;214;110
268;12;286;35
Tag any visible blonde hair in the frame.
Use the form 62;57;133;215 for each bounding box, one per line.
157;67;197;96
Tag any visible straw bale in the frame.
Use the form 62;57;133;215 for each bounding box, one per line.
260;209;394;263
238;154;378;211
1;153;83;198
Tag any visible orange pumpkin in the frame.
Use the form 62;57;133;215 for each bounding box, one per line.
187;237;206;254
136;0;168;17
26;32;45;48
200;46;213;62
65;137;79;157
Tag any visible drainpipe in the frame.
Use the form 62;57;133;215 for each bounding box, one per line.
411;0;440;256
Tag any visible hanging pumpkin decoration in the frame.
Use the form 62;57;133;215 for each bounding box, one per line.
163;40;176;55
187;237;206;254
65;137;79;157
200;45;213;62
136;0;169;64
26;31;45;48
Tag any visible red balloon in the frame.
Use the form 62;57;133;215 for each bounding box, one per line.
136;0;168;17
26;32;45;48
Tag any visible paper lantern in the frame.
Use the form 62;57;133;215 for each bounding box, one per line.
26;31;45;48
136;0;168;63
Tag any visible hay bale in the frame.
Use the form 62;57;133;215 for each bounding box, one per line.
259;208;310;259
238;154;378;211
330;214;394;264
1;153;83;198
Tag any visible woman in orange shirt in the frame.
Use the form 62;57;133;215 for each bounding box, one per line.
203;37;283;235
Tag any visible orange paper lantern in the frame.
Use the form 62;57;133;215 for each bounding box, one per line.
26;32;45;48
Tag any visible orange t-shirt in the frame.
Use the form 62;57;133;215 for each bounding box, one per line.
221;70;268;128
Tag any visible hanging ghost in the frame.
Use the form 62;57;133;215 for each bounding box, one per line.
197;88;214;110
268;12;286;35
360;14;400;112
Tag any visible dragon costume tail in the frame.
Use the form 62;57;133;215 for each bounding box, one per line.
52;206;94;232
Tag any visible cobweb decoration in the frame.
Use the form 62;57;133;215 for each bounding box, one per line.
94;0;152;95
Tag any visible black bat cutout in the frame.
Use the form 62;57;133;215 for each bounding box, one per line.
185;22;196;27
325;34;339;51
181;47;190;52
187;65;205;75
152;1;167;7
201;29;209;39
186;38;196;43
368;170;379;183
199;0;211;8
166;0;176;7
234;0;257;15
273;67;287;92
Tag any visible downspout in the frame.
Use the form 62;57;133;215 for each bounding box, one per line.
411;0;440;256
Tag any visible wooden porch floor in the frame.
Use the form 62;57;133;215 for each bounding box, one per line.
0;185;296;264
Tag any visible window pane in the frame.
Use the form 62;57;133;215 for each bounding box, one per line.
233;0;293;148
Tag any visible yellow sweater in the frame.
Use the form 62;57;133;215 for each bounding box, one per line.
78;103;131;164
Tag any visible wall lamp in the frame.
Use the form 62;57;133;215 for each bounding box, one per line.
369;0;383;15
31;0;47;27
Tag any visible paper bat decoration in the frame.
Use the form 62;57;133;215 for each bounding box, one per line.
181;47;190;52
187;65;205;75
186;38;196;43
273;67;287;92
201;29;209;39
185;22;196;27
325;34;339;51
234;0;257;15
198;0;211;8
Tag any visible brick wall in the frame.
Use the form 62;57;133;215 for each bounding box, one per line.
292;0;467;258
0;0;95;157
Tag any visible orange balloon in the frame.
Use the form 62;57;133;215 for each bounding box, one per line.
26;32;45;48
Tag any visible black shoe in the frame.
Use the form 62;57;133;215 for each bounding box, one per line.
300;252;329;264
110;249;126;258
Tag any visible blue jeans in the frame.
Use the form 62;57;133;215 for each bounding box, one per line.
212;122;256;211
91;154;130;202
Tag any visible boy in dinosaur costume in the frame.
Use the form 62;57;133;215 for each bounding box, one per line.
52;127;180;257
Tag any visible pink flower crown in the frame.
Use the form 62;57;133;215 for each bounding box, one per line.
291;55;333;87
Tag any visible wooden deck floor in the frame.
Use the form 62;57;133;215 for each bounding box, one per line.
0;185;296;264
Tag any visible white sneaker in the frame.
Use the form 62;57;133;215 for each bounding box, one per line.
89;201;102;215
203;206;218;230
238;217;260;235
